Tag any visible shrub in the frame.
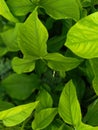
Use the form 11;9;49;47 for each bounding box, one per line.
0;0;98;129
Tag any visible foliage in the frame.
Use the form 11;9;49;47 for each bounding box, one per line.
0;0;98;129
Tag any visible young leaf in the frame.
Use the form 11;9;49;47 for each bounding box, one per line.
39;0;81;21
65;12;98;59
0;0;18;22
44;53;83;71
32;108;57;130
18;8;48;58
2;73;40;100
12;57;36;74
58;80;82;127
0;101;39;127
6;0;36;16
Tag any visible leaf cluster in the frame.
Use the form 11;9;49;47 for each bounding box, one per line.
0;0;98;130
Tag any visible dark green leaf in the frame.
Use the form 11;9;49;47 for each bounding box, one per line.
0;101;39;126
2;73;40;100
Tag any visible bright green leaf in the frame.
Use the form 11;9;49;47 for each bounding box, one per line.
32;108;58;130
39;0;81;21
0;0;18;22
18;9;48;58
44;53;83;71
65;12;98;59
58;80;81;127
73;77;86;101
12;57;36;74
2;73;40;100
0;101;39;126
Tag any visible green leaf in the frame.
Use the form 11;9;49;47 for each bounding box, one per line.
18;8;48;58
65;12;98;59
77;123;98;130
0;24;20;52
73;77;86;101
44;53;83;71
35;60;47;76
0;101;39;126
39;0;81;21
90;58;98;95
83;99;98;126
0;46;7;57
47;36;66;52
0;37;7;57
0;100;14;111
0;0;18;22
59;124;73;130
2;126;21;130
32;108;57;130
7;0;36;16
79;60;94;84
81;0;91;7
36;89;53;112
12;57;36;74
2;73;40;100
58;80;81;127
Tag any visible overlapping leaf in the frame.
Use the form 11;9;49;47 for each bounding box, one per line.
7;0;81;21
36;89;53;112
44;53;83;71
65;12;98;59
0;0;18;22
39;0;81;21
83;99;98;126
0;101;39;126
0;24;20;52
12;57;36;74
